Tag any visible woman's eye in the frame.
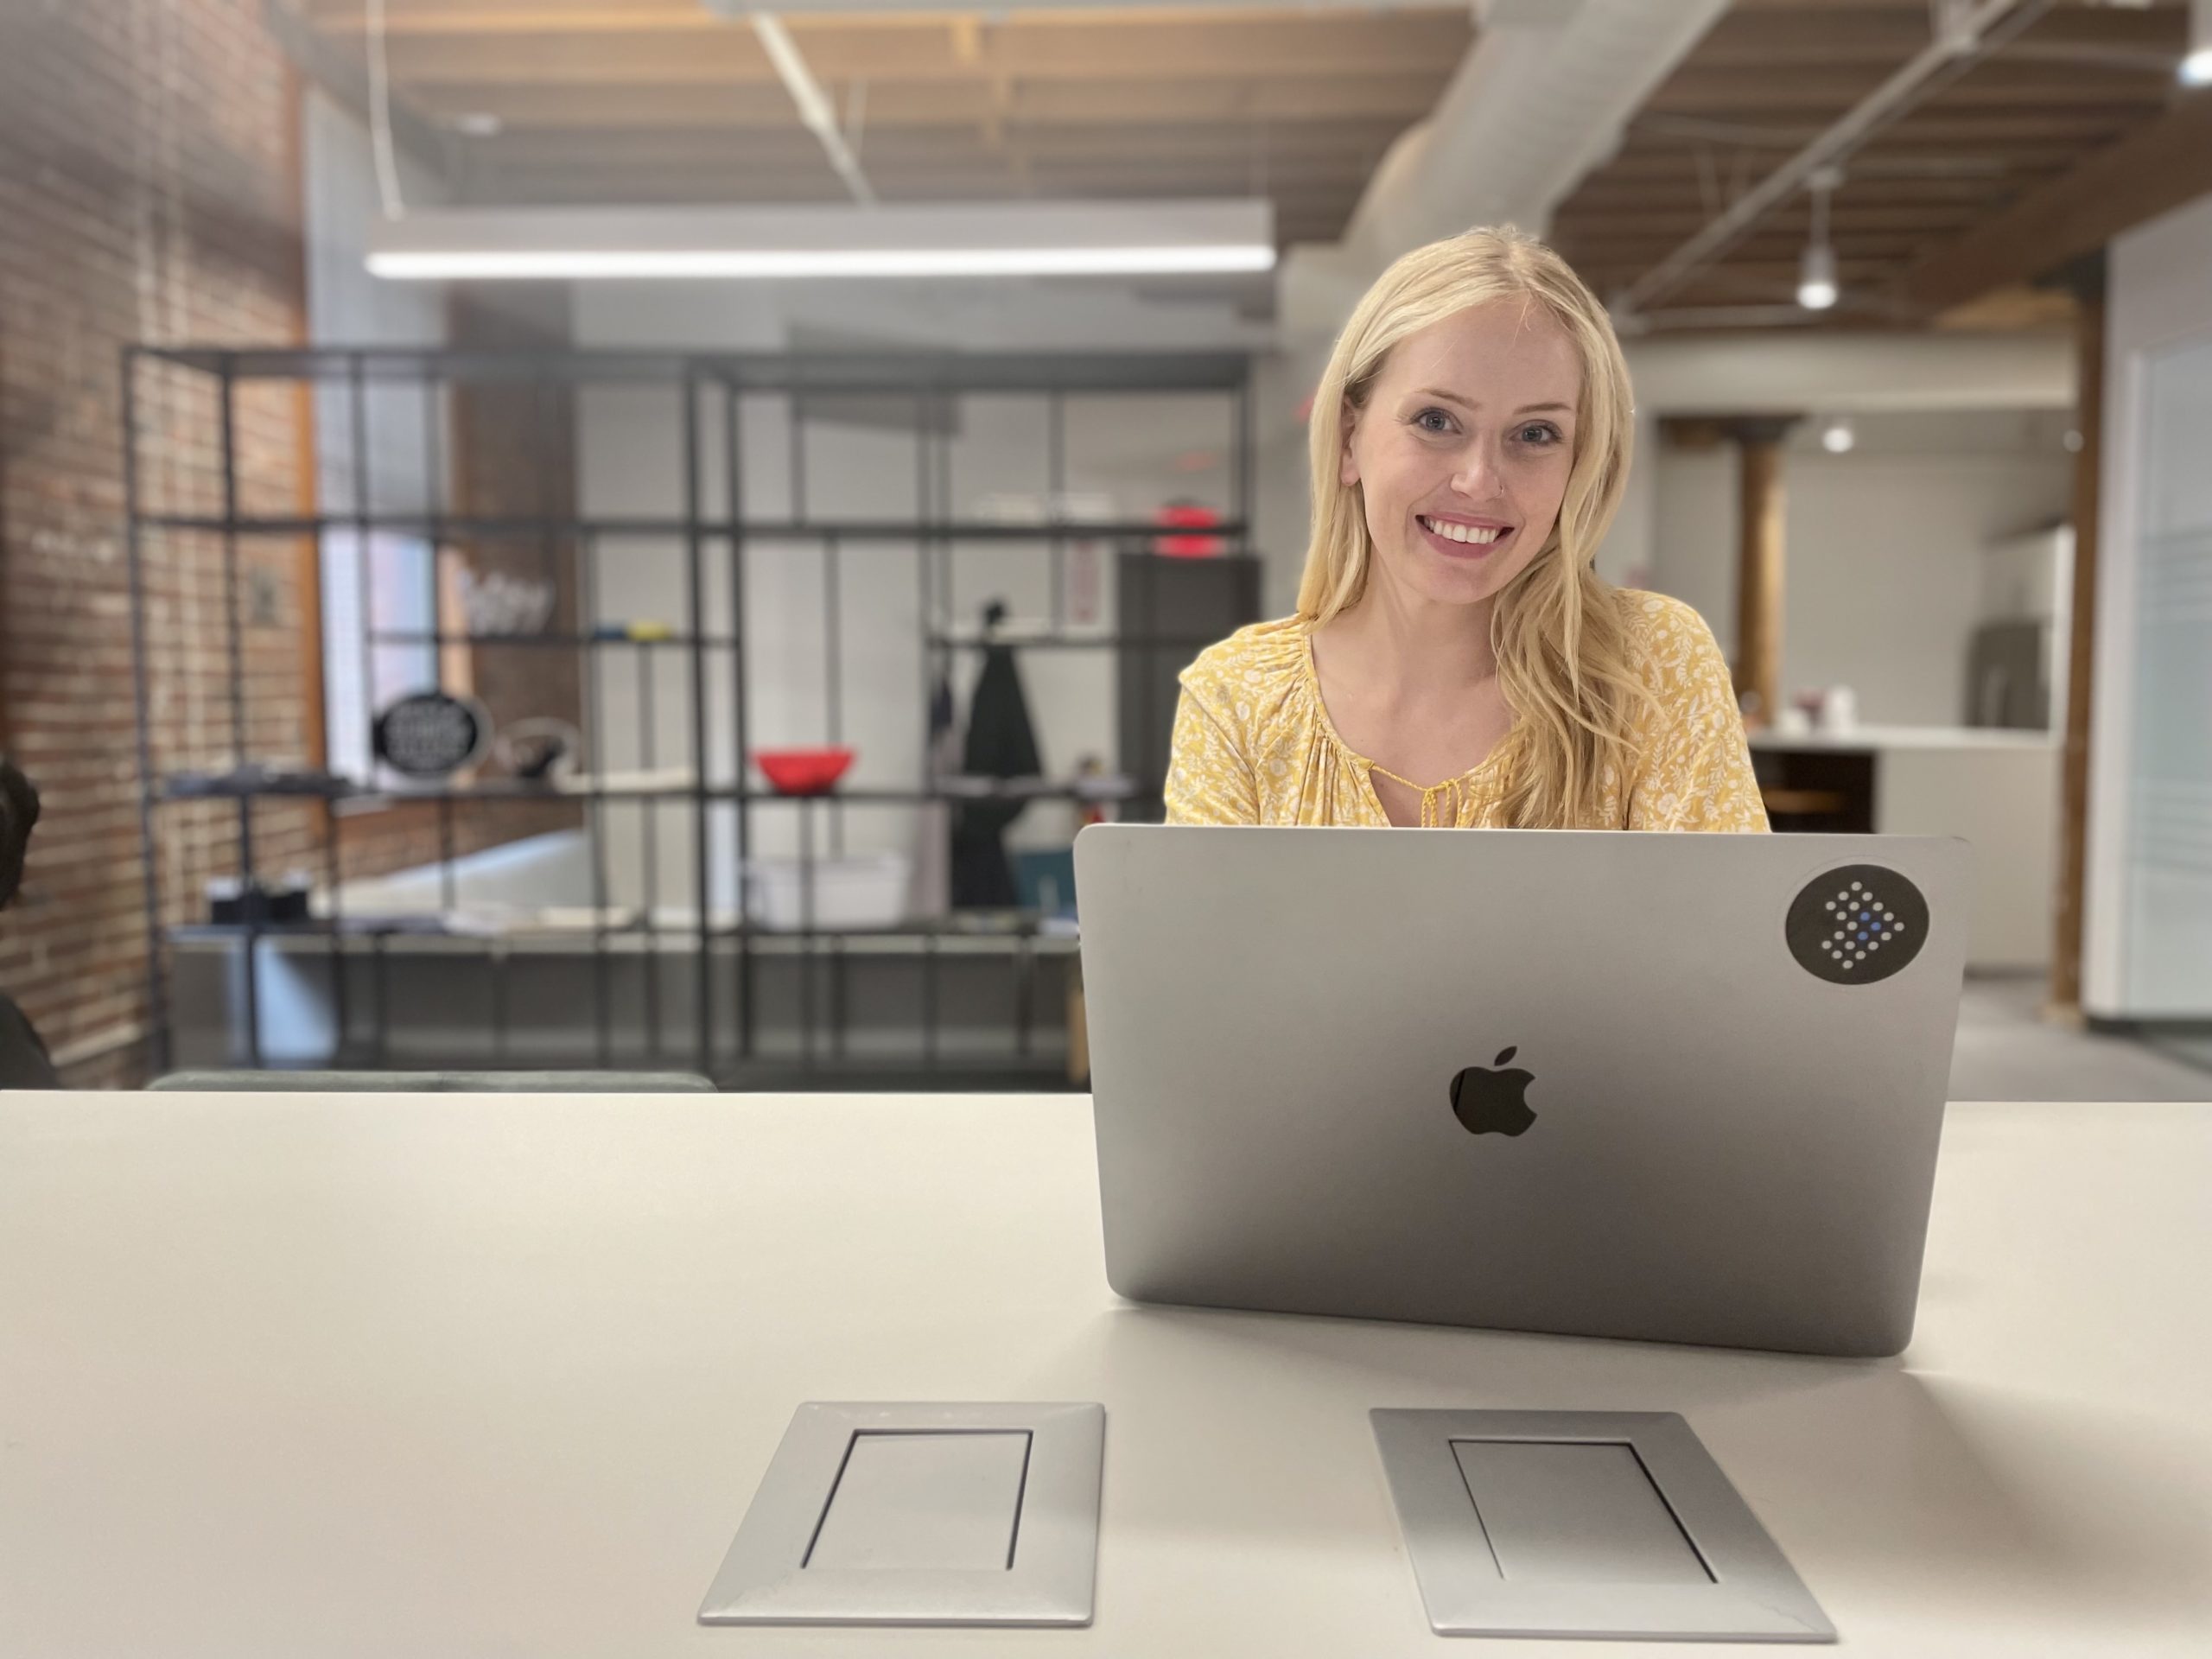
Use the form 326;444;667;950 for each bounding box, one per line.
1517;423;1562;446
1414;408;1455;435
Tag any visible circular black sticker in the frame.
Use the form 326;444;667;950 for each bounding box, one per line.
1785;863;1929;986
372;691;487;779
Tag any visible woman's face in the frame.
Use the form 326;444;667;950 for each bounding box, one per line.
1339;299;1582;610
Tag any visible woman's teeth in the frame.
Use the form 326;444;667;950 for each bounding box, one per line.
1421;517;1504;545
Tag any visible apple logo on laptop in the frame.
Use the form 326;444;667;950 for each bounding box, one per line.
1451;1047;1536;1136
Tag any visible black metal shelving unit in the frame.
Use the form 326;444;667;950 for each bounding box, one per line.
124;345;1259;1088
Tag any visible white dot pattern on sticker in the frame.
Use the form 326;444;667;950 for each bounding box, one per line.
1801;869;1928;980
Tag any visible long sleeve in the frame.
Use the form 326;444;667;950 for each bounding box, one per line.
1623;596;1770;833
1163;684;1260;825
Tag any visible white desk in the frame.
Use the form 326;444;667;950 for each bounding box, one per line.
3;1092;2206;1657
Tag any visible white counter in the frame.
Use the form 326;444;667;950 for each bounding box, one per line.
3;1090;2206;1657
1749;724;2057;753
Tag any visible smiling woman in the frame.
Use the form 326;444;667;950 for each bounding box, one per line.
1166;225;1766;833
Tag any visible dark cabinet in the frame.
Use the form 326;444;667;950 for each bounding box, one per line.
1116;551;1264;817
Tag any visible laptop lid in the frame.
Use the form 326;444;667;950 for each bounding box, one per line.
1074;825;1968;1357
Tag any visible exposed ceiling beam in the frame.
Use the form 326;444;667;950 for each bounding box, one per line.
467;172;1373;202
311;0;1467;22
1903;87;2212;315
468;145;1380;179
1573;150;2064;183
1678;4;2184;67
1609;113;2158;149
1571;235;1945;265
1642;69;2171;114
1722;0;2076;10
411;75;1448;128
453;168;1360;236
408;86;1423;135
461;124;1395;160
312;3;761;33
373;16;1469;85
1558;205;1986;236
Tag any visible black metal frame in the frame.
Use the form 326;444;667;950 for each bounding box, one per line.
124;346;1257;1086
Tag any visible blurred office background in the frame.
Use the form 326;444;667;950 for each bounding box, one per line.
0;0;2206;1096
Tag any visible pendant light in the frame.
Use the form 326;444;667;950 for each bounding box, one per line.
2183;0;2212;87
1797;168;1843;312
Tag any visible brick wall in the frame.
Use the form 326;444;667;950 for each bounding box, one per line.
0;1;579;1085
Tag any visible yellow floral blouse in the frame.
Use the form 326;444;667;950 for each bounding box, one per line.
1165;590;1769;831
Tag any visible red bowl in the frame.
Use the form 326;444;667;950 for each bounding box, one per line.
753;747;855;796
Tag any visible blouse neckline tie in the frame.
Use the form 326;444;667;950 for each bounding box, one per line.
1366;762;1465;829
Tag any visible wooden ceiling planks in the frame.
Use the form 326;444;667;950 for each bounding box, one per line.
296;2;1472;246
296;0;2198;323
1549;0;2195;323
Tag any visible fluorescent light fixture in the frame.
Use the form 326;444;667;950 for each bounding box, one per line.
371;247;1276;280
366;202;1277;282
1797;242;1839;311
1820;416;1855;454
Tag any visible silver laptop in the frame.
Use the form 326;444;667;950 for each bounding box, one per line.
1073;825;1969;1357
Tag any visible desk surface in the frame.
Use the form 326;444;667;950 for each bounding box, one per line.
3;1091;2206;1658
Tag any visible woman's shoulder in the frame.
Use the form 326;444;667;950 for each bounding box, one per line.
1178;615;1312;698
1173;615;1315;752
1609;588;1730;687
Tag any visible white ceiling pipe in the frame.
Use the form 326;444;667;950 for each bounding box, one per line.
1624;331;2071;416
1348;0;1734;254
1282;0;1734;343
751;11;875;207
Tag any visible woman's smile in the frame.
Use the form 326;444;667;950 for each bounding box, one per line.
1416;512;1516;561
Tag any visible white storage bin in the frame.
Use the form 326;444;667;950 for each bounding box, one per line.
742;853;911;931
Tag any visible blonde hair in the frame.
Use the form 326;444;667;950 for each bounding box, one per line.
1297;224;1648;829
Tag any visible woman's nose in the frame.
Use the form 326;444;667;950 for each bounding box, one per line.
1451;441;1503;497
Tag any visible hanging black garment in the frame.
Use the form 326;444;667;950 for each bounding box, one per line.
950;603;1044;908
